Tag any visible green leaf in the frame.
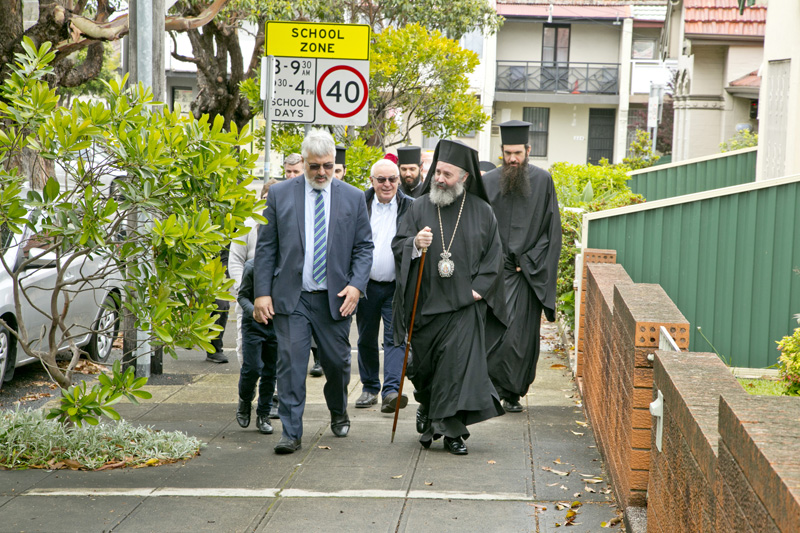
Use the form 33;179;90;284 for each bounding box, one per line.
43;177;59;202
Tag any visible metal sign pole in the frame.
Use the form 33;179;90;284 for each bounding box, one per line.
261;55;275;183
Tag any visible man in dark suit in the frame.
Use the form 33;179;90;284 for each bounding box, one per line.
254;129;374;455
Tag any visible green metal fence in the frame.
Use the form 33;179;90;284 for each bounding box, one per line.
584;174;800;368
628;147;757;201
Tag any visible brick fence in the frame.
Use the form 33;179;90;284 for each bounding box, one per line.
578;248;800;532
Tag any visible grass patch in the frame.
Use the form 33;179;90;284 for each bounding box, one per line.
737;378;786;396
0;408;202;470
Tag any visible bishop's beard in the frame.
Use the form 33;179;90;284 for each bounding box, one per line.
429;180;465;207
500;163;531;197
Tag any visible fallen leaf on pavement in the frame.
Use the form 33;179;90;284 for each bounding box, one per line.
424;482;433;486
573;492;581;498
560;485;568;490
601;516;622;527
571;431;584;436
551;364;567;370
318;445;331;450
547;482;559;486
585;485;596;493
542;466;569;476
575;420;588;427
488;460;496;464
584;477;604;484
391;475;403;479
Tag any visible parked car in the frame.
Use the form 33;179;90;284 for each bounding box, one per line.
0;208;121;390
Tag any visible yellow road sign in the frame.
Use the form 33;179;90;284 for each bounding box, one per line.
266;22;370;61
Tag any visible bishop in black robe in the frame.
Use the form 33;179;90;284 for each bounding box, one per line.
393;139;506;455
484;157;562;410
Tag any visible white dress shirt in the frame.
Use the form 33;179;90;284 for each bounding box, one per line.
302;180;331;291
369;195;398;282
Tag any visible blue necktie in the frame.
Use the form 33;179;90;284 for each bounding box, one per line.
312;190;327;284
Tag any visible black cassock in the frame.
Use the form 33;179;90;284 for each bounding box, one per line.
392;192;507;440
400;179;425;199
483;164;562;401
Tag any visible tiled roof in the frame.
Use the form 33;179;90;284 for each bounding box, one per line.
496;1;667;20
497;1;666;4
632;5;667;21
684;0;766;37
729;70;761;88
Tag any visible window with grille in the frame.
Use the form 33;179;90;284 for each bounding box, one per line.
523;107;550;157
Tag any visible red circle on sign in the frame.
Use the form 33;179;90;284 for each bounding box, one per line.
316;65;369;118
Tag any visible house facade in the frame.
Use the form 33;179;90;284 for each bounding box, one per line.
663;0;766;162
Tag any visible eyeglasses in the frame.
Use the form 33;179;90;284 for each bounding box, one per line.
373;176;399;184
308;162;335;171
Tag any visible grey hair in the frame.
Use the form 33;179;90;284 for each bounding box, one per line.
301;130;336;160
370;159;399;177
284;153;303;166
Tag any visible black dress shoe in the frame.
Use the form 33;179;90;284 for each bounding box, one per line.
206;351;229;363
268;403;279;420
381;392;409;413
330;412;350;438
444;436;468;455
419;437;432;449
236;399;251;428
416;405;430;434
274;436;301;454
309;362;323;377
355;391;378;408
256;414;273;435
502;399;523;413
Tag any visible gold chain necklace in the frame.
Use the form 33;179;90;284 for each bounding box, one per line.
436;192;467;278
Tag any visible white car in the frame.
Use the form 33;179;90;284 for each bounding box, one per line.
0;210;121;390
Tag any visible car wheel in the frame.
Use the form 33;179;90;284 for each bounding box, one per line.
86;294;120;363
0;324;11;390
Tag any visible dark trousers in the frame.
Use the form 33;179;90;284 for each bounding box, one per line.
272;291;352;441
209;299;229;354
356;280;405;398
238;318;278;416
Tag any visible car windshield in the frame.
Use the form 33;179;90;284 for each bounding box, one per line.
1;222;12;251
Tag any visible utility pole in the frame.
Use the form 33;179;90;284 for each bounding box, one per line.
123;0;165;376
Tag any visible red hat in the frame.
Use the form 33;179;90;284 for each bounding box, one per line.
383;153;398;164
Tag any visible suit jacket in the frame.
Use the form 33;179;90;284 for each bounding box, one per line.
254;176;374;320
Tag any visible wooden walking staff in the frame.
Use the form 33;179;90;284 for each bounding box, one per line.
391;248;427;443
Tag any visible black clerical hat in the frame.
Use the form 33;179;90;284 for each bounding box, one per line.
397;146;421;166
335;145;347;165
499;120;531;145
421;139;488;202
479;161;496;172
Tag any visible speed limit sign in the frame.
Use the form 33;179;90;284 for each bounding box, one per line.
265;22;370;126
316;60;369;124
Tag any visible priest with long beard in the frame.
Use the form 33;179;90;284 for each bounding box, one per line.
392;139;506;456
483;120;562;413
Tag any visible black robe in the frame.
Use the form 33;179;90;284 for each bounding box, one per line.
483;164;562;400
392;192;506;439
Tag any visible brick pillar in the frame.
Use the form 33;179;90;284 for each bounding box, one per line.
576;248;617;381
611;283;689;508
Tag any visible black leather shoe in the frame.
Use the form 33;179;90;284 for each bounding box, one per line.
355;391;378;408
502;399;523;413
381;392;408;413
420;437;432;449
444;436;468;455
309;362;323;377
236;399;251;428
268;403;279;420
256;414;273;435
206;351;229;363
330;412;350;438
416;405;430;434
274;436;301;454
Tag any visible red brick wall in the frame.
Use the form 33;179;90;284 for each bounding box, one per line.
576;248;617;379
648;351;747;533
581;261;689;509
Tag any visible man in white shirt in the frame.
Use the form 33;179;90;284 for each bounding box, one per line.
354;159;414;413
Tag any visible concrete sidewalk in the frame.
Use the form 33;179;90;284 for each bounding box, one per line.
0;322;621;532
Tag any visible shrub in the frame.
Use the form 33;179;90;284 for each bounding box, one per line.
622;129;660;170
777;324;800;396
720;128;758;152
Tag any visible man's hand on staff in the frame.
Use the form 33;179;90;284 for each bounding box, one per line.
254;296;274;323
415;226;433;250
338;285;361;317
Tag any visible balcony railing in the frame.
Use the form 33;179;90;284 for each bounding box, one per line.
496;61;620;95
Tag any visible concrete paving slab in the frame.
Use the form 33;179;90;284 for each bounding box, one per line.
29;464;181;490
0;495;10;507
288;464;416;492
0;495;141;532
530;406;612;502
160;462;289;489
136;402;234;422
0;470;53;497
115;496;272;532
537;501;620;532
409;464;532;498
257;497;403;533
399;499;536;532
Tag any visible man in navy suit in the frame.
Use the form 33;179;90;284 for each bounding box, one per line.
254;129;373;454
